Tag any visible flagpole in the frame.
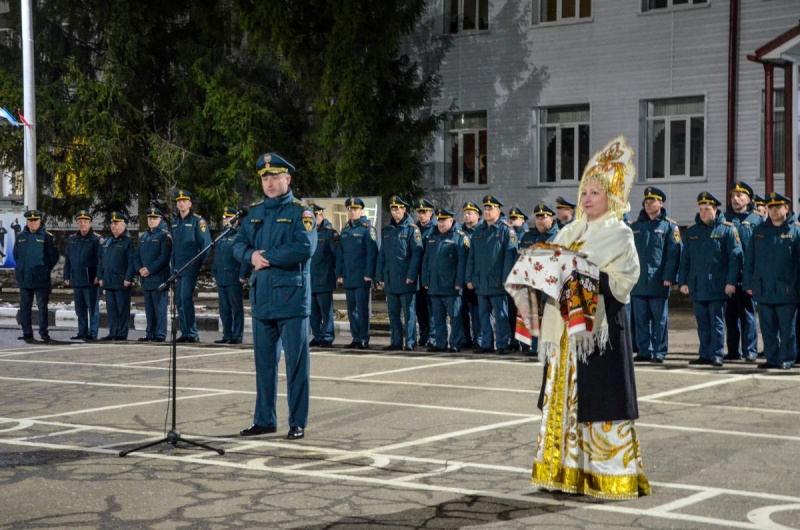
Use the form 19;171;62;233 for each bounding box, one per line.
21;0;36;211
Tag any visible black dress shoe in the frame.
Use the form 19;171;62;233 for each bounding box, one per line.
345;341;360;349
84;337;96;342
650;358;664;364
448;347;460;353
138;337;152;342
18;335;32;341
780;362;792;370
40;335;52;343
383;344;402;351
427;346;446;352
688;358;713;365
712;359;724;367
723;354;742;361
758;362;781;369
229;340;242;345
496;349;508;355
319;341;333;347
309;339;321;347
154;338;165;342
176;336;189;343
70;335;84;341
358;342;369;350
213;339;230;344
99;335;115;341
633;355;651;362
744;356;757;363
403;345;415;351
184;337;200;343
115;337;127;342
477;347;495;354
239;424;277;436
287;427;305;440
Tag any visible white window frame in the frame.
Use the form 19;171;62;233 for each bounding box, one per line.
641;96;705;181
641;0;708;13
532;0;592;25
444;0;489;34
533;105;590;184
446;112;488;188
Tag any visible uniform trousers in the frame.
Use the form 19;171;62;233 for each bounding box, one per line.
251;316;310;429
19;288;49;338
692;299;725;362
90;288;100;339
176;275;199;339
73;286;98;339
387;292;416;347
310;291;335;343
105;288;131;339
416;287;433;346
725;287;758;359
632;296;669;360
431;295;463;349
757;303;797;367
478;294;509;350
345;286;371;344
218;283;244;342
460;288;481;348
143;289;167;340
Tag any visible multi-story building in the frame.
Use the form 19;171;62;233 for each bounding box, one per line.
416;0;800;224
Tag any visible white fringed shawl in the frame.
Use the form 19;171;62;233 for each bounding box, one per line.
539;210;639;362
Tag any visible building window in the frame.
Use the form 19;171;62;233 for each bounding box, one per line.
761;88;786;178
534;105;590;183
641;0;707;12
447;112;488;187
444;0;489;34
643;96;705;180
533;0;591;24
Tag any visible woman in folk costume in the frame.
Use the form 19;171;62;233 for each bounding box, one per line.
511;136;651;499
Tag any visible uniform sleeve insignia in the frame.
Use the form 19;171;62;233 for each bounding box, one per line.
722;221;733;226
463;235;470;249
369;227;377;241
672;226;681;243
510;231;516;244
301;210;314;231
199;219;207;233
733;229;740;243
415;232;421;243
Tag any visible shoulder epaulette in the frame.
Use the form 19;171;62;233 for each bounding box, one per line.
686;223;696;229
250;200;264;207
46;231;54;237
362;221;371;227
193;213;203;220
456;229;465;236
722;221;733;227
665;217;677;225
291;199;305;209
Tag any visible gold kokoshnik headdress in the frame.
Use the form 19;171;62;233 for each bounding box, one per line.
575;135;635;221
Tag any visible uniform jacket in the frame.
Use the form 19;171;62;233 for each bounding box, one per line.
679;211;742;301
335;215;378;289
518;224;558;251
422;222;469;296
63;229;101;287
14;226;59;289
376;213;422;295
171;211;212;278
465;219;518;296
232;190;317;320
311;218;338;294
98;231;135;290
630;207;682;297
743;214;800;305
212;225;250;287
134;220;172;291
725;207;762;284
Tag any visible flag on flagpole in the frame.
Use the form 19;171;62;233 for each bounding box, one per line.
0;107;21;127
16;109;30;127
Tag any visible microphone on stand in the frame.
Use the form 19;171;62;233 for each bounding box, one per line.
228;207;249;227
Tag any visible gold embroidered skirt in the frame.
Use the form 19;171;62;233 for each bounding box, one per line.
532;332;651;499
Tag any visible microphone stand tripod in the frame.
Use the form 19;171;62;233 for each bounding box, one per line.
119;215;245;457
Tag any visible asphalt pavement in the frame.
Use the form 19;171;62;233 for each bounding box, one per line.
0;310;799;529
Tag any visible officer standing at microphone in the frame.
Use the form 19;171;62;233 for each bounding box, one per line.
233;153;317;440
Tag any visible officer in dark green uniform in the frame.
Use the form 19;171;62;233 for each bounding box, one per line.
135;207;172;342
171;189;212;343
233;153;317;440
98;212;135;341
212;207;250;345
64;210;101;341
14;210;59;342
